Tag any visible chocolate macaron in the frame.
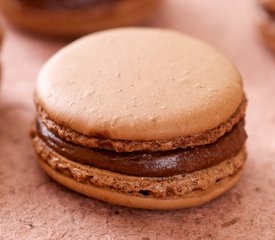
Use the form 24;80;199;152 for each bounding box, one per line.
0;0;160;38
32;28;247;210
259;0;275;51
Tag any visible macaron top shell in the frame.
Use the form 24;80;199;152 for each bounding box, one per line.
37;28;243;141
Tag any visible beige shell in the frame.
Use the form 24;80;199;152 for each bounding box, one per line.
37;28;243;141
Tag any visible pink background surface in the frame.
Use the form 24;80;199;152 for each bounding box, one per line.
1;0;275;239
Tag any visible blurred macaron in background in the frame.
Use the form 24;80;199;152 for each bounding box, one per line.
0;0;161;38
258;0;275;51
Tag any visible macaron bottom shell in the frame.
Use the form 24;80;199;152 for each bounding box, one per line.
33;132;246;210
38;159;244;210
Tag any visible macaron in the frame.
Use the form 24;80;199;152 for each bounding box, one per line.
0;0;160;38
31;28;247;210
259;0;275;51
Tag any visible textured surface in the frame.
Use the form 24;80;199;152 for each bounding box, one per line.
0;0;275;239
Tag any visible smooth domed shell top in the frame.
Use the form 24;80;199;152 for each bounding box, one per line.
37;28;243;141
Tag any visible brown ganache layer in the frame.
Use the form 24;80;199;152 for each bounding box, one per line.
37;97;247;152
20;0;119;10
35;119;247;177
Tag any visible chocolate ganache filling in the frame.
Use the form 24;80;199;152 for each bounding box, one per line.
21;0;118;10
36;119;247;177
